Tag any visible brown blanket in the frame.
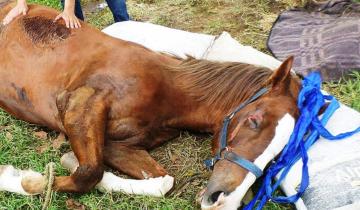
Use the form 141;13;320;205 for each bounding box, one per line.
267;0;360;81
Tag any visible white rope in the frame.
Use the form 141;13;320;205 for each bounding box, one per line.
42;162;55;210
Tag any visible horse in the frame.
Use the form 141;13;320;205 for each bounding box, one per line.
0;2;301;209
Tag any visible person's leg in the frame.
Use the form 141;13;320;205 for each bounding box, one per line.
60;0;85;20
106;0;130;22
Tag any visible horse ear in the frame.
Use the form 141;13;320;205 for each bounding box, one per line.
267;56;294;90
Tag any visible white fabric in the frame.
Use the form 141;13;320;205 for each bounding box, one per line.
278;104;360;210
204;32;282;70
102;21;215;59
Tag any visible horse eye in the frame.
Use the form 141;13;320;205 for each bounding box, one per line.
247;115;261;129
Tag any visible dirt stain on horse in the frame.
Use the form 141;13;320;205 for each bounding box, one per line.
22;16;70;45
11;83;33;108
0;24;4;34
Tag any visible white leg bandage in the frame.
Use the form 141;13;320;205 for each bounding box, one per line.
0;165;45;195
61;152;174;197
0;153;174;197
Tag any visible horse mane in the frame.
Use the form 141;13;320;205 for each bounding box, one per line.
168;58;273;110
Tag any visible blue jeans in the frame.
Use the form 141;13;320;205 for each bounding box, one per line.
60;0;130;22
106;0;130;22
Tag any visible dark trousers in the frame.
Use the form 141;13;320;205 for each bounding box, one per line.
60;0;130;22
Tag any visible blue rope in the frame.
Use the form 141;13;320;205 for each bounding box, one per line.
244;72;360;210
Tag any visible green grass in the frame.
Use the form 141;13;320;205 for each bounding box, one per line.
28;0;61;9
0;111;198;209
324;72;360;111
1;0;360;210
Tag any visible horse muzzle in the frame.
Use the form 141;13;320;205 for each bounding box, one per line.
199;159;253;210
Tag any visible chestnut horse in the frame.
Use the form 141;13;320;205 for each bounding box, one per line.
0;2;301;209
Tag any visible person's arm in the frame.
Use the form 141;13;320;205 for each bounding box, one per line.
2;0;28;25
54;0;81;29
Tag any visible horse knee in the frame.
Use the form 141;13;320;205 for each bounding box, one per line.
72;164;104;193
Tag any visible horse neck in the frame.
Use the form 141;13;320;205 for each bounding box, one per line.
168;58;274;132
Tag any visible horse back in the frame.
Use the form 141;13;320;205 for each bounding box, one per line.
0;4;185;133
0;4;117;129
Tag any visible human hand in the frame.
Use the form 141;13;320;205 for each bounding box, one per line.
2;1;28;25
54;9;81;29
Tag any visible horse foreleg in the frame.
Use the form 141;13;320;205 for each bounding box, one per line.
0;165;45;195
61;152;174;197
53;86;108;193
104;142;168;179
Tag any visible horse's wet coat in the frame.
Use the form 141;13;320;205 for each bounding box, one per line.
0;4;301;208
22;16;71;44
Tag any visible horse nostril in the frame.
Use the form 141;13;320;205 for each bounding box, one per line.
209;191;224;204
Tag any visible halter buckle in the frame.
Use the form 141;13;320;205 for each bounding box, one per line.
228;112;235;119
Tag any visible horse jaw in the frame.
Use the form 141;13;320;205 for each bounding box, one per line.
201;113;295;210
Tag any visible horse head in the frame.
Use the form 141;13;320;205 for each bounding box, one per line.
201;57;301;210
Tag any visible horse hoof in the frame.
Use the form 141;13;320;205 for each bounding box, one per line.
60;151;78;173
21;172;46;195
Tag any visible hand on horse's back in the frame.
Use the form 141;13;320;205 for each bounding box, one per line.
2;0;28;25
54;0;81;29
54;9;81;29
3;1;81;29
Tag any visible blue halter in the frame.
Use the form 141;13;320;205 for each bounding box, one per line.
204;87;268;178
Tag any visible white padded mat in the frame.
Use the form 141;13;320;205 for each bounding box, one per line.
102;21;215;59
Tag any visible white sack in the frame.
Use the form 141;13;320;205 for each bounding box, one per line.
102;21;215;59
204;32;282;70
